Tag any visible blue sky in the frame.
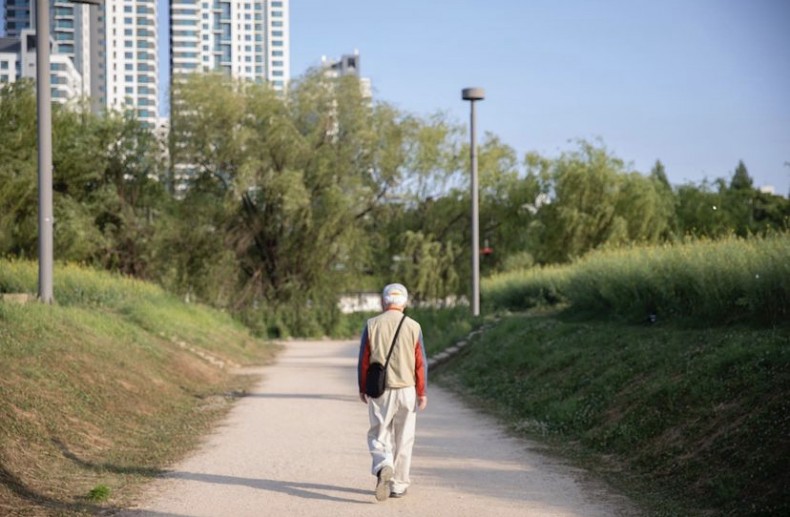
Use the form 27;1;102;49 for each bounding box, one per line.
288;0;790;195
4;0;788;194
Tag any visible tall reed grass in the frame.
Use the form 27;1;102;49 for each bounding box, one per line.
483;234;790;324
0;260;262;357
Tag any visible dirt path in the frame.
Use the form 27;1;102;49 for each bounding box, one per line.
119;340;638;516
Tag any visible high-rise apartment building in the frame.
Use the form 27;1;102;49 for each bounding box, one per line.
4;0;289;126
1;0;158;125
101;0;158;125
0;29;85;102
2;0;93;97
170;0;290;90
321;50;371;98
3;0;33;38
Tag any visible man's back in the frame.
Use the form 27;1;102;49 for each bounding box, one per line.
366;310;423;389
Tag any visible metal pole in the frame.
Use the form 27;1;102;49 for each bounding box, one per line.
36;0;54;303
462;87;484;317
470;100;480;317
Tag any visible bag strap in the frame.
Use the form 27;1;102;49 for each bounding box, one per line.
383;314;408;370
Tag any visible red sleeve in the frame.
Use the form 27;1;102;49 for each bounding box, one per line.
414;334;427;397
358;328;371;393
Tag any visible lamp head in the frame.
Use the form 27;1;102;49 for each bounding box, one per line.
462;87;485;101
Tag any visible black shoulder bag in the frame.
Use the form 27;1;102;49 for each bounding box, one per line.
365;314;407;398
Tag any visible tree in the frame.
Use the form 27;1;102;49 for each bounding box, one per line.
391;230;460;304
650;159;671;190
675;180;731;237
524;141;675;263
0;80;38;257
649;159;678;239
724;161;757;237
729;160;753;191
167;71;438;317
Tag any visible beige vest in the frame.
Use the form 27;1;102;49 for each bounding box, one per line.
367;310;422;389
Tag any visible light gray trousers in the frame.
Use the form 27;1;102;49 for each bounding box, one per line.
367;386;417;493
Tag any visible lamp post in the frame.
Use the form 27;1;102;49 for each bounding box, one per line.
35;0;102;303
35;0;53;303
462;87;484;317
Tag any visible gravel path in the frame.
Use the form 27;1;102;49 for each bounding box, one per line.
119;340;638;517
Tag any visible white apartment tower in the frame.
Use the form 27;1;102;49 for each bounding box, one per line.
170;0;290;90
2;0;158;125
1;29;85;103
102;0;158;125
2;0;92;95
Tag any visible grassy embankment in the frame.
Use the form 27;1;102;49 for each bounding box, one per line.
0;261;278;515
435;235;789;516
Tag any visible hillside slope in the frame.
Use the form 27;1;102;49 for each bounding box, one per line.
436;312;789;515
0;261;277;515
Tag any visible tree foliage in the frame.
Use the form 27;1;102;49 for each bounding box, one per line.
524;141;675;263
1;73;788;336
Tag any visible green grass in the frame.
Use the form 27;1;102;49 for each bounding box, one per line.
0;260;277;515
434;312;789;515
429;235;790;515
86;485;110;503
483;234;790;325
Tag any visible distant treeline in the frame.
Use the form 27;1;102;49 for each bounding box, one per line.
1;73;788;335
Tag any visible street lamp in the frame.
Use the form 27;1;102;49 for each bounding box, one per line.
35;0;54;303
462;87;484;317
35;0;102;303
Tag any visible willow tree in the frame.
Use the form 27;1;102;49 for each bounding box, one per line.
168;71;424;322
529;141;675;263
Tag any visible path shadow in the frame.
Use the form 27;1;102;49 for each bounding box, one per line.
164;471;371;505
53;438;163;477
0;461;115;515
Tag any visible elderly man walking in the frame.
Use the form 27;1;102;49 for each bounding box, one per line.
358;283;428;501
